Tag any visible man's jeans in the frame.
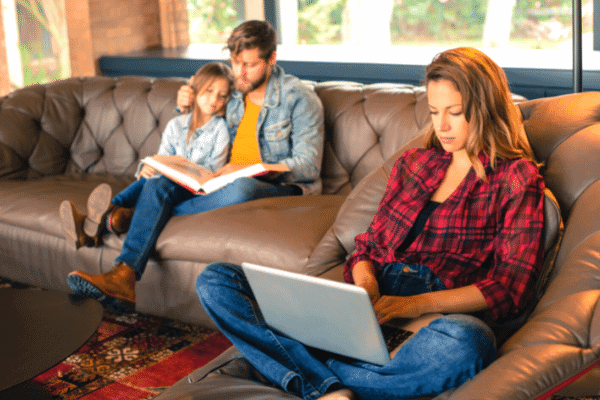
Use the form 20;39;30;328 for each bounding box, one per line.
112;176;297;280
196;262;496;400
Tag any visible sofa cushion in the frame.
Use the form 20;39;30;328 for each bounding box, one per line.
0;174;132;238
95;195;346;274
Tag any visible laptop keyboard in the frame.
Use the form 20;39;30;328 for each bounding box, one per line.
380;323;413;352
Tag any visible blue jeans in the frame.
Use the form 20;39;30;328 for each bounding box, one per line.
112;176;298;280
196;263;496;400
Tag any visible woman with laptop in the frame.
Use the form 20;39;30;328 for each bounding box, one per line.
196;47;545;400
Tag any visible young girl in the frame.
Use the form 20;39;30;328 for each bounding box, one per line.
196;47;545;400
61;62;234;310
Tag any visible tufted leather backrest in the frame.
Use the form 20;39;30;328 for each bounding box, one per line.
520;92;600;222
314;82;431;195
0;76;184;181
66;77;183;177
0;77;430;196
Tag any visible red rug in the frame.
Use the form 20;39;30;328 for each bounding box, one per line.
31;309;231;399
0;277;231;399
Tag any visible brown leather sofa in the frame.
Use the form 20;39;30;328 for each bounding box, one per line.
0;77;427;326
1;76;599;398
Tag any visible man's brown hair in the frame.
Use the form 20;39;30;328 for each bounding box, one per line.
227;20;277;61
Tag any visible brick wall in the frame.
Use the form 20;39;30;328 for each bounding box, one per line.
159;0;189;48
65;0;95;77
66;0;188;76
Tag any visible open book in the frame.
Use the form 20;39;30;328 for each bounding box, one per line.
142;155;290;195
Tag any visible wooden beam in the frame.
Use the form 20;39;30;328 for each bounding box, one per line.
64;0;96;76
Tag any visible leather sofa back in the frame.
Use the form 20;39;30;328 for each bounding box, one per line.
314;82;430;194
0;77;430;197
0;77;183;180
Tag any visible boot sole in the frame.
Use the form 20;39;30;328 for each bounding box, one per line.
67;273;135;313
84;183;113;240
59;200;82;250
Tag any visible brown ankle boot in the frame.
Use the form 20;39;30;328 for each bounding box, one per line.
66;262;136;311
83;183;113;247
107;207;134;234
59;200;95;249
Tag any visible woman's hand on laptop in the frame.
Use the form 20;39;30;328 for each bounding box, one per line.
375;285;490;324
374;295;424;324
351;261;381;304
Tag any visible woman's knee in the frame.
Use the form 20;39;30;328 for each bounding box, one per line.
196;263;243;296
431;314;496;366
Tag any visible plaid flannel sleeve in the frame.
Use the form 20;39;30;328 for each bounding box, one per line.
474;160;545;321
343;156;409;283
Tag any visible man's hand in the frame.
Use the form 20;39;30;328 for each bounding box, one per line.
177;77;195;112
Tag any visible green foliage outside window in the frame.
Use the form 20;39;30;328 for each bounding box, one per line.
186;0;591;48
187;0;244;44
297;0;346;44
19;44;62;88
390;0;487;43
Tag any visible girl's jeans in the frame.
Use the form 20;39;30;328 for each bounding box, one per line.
196;262;496;400
111;176;298;280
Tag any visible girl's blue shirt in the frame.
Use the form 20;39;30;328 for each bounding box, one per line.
138;113;229;177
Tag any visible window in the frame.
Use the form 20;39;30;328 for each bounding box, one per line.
186;0;598;71
187;0;244;45
1;0;71;89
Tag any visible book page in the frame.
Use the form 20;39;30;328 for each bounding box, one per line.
153;155;213;182
142;156;289;195
143;155;214;192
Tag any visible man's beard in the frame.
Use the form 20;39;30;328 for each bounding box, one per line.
237;69;269;94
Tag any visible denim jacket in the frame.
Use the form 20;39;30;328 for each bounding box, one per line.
226;65;325;195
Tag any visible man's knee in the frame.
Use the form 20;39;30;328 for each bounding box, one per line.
224;177;262;202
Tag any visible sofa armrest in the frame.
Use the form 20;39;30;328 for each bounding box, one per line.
445;290;600;400
445;182;600;399
0;79;86;180
305;134;426;279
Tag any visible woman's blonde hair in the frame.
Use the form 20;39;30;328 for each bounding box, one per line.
423;47;538;179
181;62;235;127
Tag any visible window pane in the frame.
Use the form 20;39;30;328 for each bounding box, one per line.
3;0;71;89
187;0;245;44
273;0;598;71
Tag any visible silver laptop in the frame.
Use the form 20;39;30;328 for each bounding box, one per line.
241;262;443;366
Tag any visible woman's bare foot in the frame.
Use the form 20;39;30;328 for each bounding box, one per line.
318;388;355;400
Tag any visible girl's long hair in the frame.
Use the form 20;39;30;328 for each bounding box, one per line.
423;47;539;179
182;62;235;129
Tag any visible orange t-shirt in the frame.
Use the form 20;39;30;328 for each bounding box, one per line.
229;97;262;165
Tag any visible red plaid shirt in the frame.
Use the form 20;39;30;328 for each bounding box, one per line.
344;148;545;321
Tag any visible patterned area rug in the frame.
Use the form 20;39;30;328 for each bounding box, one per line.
1;278;231;399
